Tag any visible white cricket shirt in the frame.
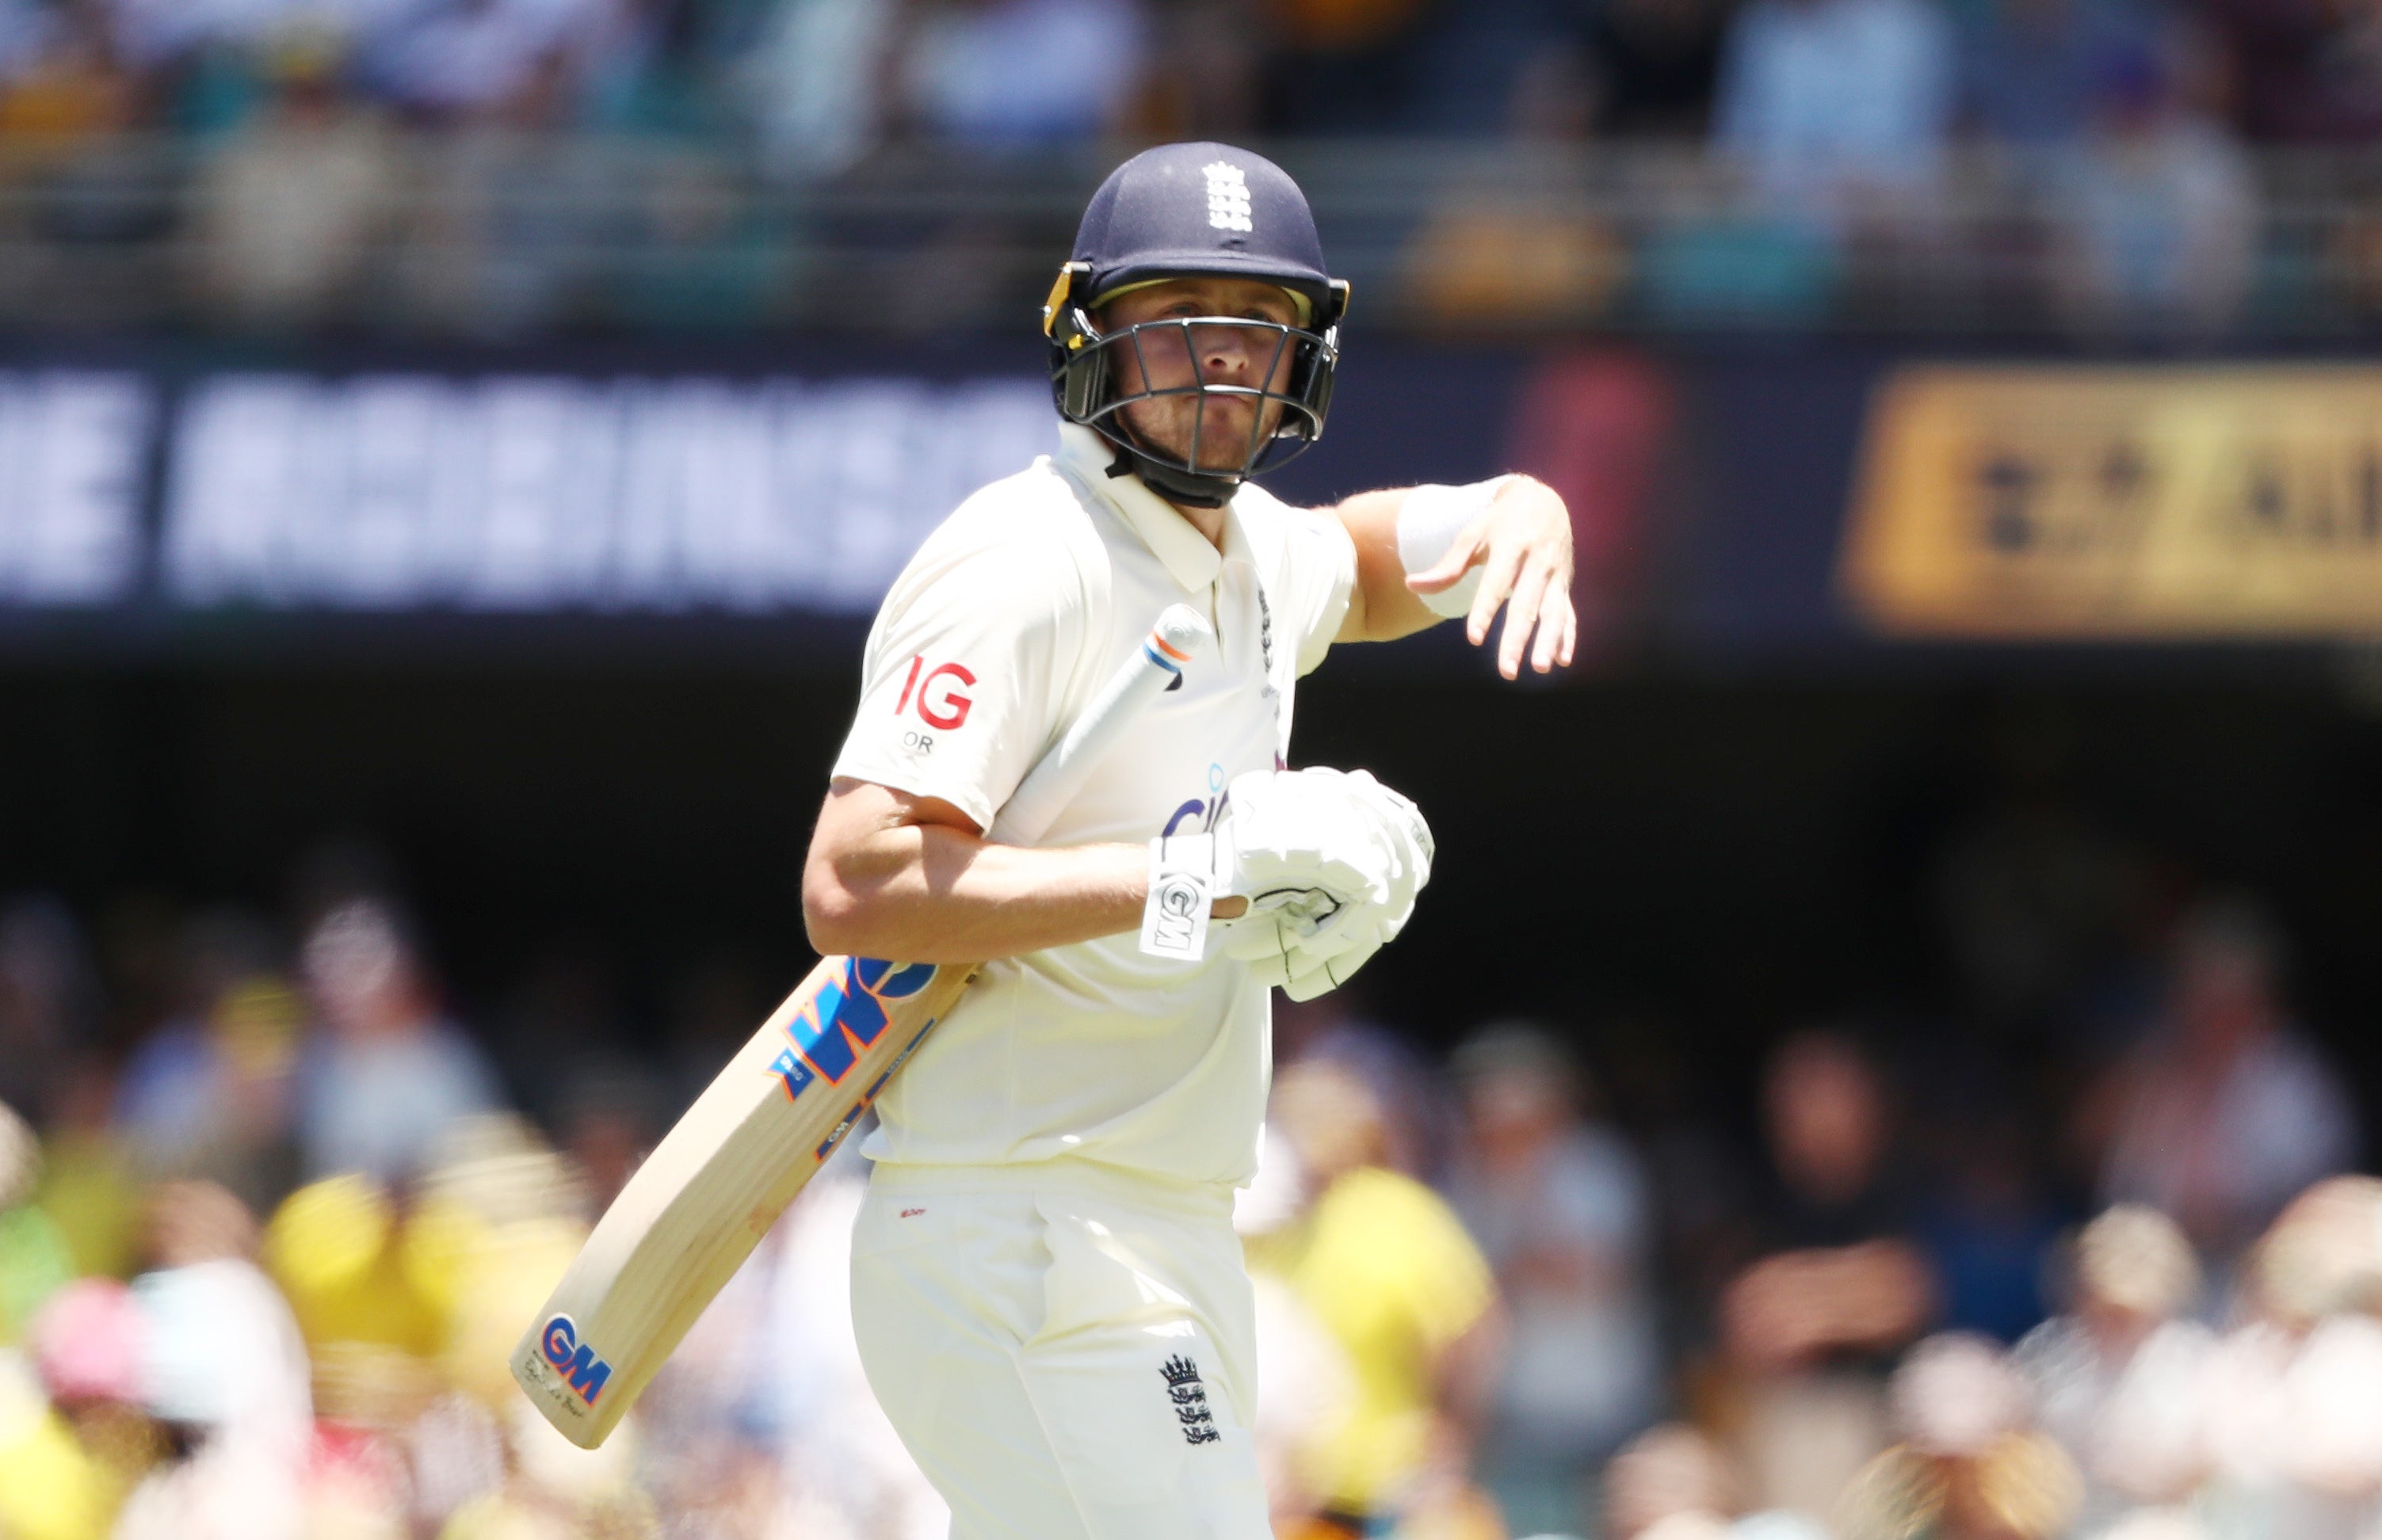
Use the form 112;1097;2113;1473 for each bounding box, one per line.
832;423;1357;1188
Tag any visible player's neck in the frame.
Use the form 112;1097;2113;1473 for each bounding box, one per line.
1161;497;1229;553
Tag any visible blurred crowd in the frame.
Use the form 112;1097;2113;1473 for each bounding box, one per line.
0;0;2374;155
0;802;2378;1539
0;0;2371;330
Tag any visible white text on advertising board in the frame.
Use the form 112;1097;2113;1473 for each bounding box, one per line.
164;374;1054;612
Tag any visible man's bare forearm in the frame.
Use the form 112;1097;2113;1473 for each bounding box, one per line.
805;820;1148;962
1330;489;1442;643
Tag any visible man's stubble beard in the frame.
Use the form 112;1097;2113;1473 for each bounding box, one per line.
1119;395;1282;473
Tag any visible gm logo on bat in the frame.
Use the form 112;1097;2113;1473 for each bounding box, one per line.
538;1313;613;1405
765;955;937;1102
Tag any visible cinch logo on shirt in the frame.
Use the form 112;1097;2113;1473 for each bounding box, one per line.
1162;761;1230;838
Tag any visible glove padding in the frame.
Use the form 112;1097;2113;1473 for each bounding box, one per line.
1216;768;1432;1000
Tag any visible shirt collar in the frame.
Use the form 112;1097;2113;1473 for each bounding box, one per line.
1054;421;1237;593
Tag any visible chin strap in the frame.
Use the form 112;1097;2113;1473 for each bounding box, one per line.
1105;442;1235;510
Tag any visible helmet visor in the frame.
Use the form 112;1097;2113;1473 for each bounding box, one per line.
1072;314;1334;481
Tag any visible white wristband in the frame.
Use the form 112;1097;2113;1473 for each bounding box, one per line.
1140;835;1215;961
1396;476;1519;619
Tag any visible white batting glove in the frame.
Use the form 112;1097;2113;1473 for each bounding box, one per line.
1232;771;1429;944
1140;766;1391;963
1233;772;1431;998
1346;771;1433;931
1215;769;1432;999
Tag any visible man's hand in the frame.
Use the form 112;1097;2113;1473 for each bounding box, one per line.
1143;768;1432;998
1405;477;1578;679
1215;768;1432;1000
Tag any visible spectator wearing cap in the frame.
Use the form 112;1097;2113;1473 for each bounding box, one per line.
1447;1023;1661;1538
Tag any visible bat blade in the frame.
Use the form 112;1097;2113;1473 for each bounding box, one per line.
513;954;973;1446
512;604;1212;1447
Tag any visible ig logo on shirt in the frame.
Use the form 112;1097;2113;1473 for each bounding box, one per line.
893;655;976;754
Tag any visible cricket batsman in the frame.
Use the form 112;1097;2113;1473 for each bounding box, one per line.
801;142;1576;1540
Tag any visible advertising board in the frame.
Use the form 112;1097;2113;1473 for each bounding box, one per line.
1844;365;2382;639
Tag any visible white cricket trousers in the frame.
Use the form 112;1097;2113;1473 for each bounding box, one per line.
850;1160;1273;1540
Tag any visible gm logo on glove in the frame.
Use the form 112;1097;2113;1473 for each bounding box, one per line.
1141;837;1216;961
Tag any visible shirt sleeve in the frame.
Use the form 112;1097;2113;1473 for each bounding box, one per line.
830;534;1088;833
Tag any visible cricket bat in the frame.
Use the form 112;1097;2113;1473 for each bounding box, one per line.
512;604;1212;1448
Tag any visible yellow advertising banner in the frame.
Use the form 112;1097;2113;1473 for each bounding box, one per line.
1842;365;2382;638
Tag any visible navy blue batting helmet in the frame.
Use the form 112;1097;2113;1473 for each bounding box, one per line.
1045;143;1350;508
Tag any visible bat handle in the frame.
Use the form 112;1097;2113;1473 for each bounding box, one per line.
989;603;1212;847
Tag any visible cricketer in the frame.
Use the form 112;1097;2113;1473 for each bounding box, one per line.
801;140;1577;1540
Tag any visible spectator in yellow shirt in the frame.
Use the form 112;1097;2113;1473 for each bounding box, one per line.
1246;1058;1507;1538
